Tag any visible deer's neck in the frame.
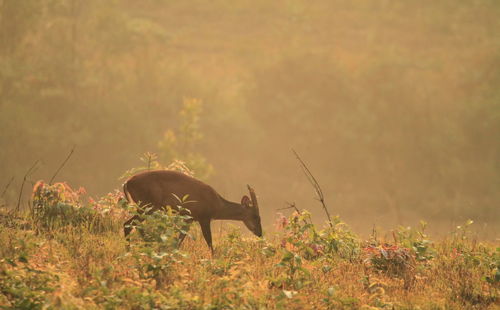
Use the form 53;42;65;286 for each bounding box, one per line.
214;196;245;221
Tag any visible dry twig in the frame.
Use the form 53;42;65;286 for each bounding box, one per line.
277;202;312;224
292;149;333;228
276;202;300;213
49;146;75;184
1;176;14;199
14;160;39;214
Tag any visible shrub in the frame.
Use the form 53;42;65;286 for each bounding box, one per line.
394;221;436;262
127;202;192;289
363;244;416;289
272;211;360;290
31;181;120;233
440;236;499;306
277;211;360;261
0;238;60;309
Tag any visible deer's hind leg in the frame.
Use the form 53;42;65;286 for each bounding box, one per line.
199;219;214;254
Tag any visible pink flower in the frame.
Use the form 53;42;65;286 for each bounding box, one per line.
76;187;87;196
309;243;324;254
450;248;462;259
275;213;289;230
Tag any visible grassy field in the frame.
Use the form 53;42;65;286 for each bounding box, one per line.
0;181;498;310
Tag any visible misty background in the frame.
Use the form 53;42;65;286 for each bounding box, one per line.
1;0;499;237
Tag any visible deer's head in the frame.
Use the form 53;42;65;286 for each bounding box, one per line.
241;186;262;237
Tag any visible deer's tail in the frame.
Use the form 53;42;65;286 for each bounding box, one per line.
123;181;135;204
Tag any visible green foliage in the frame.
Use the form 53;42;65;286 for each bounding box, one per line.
0;202;499;309
0;262;59;310
276;211;360;261
452;219;475;243
271;211;361;291
270;211;315;289
363;244;416;289
421;220;499;307
216;227;249;261
363;222;436;290
322;287;360;310
0;237;59;310
119;152;164;180
394;221;436;262
32;181;120;233
120;152;195;180
120;106;214;184
157;97;214;181
318;216;361;261
440;245;498;306
484;247;500;285
83;266;172;309
126;201;192;288
271;248;311;290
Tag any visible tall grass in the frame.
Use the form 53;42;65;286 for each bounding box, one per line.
0;181;498;309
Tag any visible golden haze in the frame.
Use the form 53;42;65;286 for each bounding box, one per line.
1;0;499;237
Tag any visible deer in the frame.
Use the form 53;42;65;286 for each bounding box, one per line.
122;170;262;253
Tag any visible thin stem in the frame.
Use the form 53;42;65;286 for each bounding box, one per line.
292;149;333;228
14;160;39;214
49;146;75;184
1;176;14;199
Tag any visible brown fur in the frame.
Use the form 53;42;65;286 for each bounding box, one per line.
123;170;262;252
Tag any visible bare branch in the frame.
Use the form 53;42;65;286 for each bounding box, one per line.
276;205;295;211
276;202;300;213
1;176;14;199
278;202;312;225
14;160;40;214
292;149;333;228
49;146;75;184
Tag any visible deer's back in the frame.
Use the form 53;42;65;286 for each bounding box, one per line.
125;170;220;220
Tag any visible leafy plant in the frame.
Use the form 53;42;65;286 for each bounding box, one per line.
270;249;311;290
322;287;360;310
32;181;116;233
277;211;360;261
484;247;500;285
120;152;196;181
363;244;416;289
127;198;192;288
317;216;360;262
277;211;321;260
452;219;475;243
441;237;499;306
0;240;59;310
394;221;436;262
157;97;214;181
271;211;315;289
2;179;500;309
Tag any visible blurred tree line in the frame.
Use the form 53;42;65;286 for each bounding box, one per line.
1;0;499;233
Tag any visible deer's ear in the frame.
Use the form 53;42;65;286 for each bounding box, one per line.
241;195;251;207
